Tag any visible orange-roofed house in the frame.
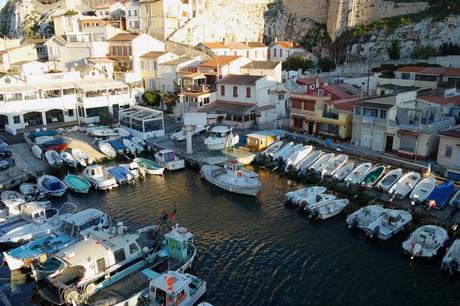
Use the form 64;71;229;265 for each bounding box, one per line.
197;56;251;80
95;2;126;19
197;40;268;61
268;39;305;62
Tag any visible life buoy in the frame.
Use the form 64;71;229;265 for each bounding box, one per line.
237;171;242;177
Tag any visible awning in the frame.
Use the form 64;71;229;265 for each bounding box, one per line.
200;100;256;115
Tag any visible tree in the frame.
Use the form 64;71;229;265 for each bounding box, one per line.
317;57;335;72
143;91;161;107
439;43;460;56
411;46;438;59
387;40;400;60
161;92;177;113
282;56;313;71
99;111;114;125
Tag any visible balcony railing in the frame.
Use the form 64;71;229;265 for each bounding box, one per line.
182;84;215;94
322;111;339;120
389;117;455;134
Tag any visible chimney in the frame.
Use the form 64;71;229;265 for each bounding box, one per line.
274;36;278;43
245;38;248;46
222;37;226;44
315;76;319;89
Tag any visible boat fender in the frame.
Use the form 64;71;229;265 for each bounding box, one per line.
24;257;34;268
237;171;242;178
38;254;47;264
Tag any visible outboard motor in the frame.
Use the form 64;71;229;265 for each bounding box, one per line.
349;217;359;229
449;259;459;276
309;209;319;221
369;226;380;239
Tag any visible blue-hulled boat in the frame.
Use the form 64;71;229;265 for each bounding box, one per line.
29;130;59;141
64;174;91;193
108;166;136;184
39;137;70;152
109;139;127;155
37;175;67;197
426;180;455;209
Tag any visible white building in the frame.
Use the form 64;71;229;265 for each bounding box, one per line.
197;56;251;80
95;2;126;19
140;51;178;90
125;1;140;32
268;40;305;62
240;61;282;83
118;105;164;139
158;56;201;93
197;41;268;61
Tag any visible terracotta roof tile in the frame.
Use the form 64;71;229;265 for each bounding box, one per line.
271;41;303;49
439;126;460;138
396;66;430;73
225;42;249;50
444;68;460;77
140;51;167;59
418;95;456;105
107;33;138;42
203;42;228;49
218;74;264;85
322;84;360;99
246;42;267;48
199;56;241;68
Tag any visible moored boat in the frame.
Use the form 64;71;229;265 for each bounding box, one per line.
155;149;185;171
204;126;239;150
39;138;69;152
19;183;46;201
107;166;136;185
83;165;118;190
120;162;145;179
109;139;128;155
402;225;448;259
71;148;92;167
60;151;78;168
200;161;261;197
388;172;421;199
441;239;460;275
122;138;143;155
281;143;304;163
29;130;59;141
299;193;336;213
89;128;118;138
271;142;294;161
37;175;67;197
375;168;402;192
98;141;117;158
346;205;385;229
285;186;327;205
309;199;350;220
262;140;283;159
64;174;91;194
114;127;131;138
284;145;313;170
364;209;412;240
360;165;385;188
409;177;436;203
344;162;372;185
31;145;43;159
332;162;355;181
321;154;348;176
425;180;455;209
308;153;334;173
45;150;64;168
297;150;322;172
134;157;165;175
449;189;460;208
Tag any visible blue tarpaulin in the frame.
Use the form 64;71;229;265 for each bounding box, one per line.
426;180;455;209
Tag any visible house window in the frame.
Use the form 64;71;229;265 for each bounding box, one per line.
204;97;209;104
317;89;324;96
220;85;225;96
273;49;277;57
379;110;387;119
246;50;250;58
233;86;238;97
68;109;74;117
445;145;453;158
280;49;283;57
13;116;20;124
401;73;411;80
153;61;157;70
134;10;137;16
246;87;251;98
354;106;361;116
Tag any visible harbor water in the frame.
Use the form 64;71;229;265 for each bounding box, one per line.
1;167;460;306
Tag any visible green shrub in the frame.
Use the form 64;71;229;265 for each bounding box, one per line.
411;46;438;59
387;40;401;60
143;91;161;107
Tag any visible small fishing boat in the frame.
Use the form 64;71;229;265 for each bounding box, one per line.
39;138;69;152
98;141;117;158
262;141;283;159
0;191;28;224
285;186;327;205
31;145;43;159
308;153;334;173
449;189;460;208
107;166;136;185
402;225;448;259
45;150;63;168
71;148;92;167
281;143;303;163
344;162;372;185
388;172;421;199
35;136;55;145
375;168;402;192
321;154;348;176
171;125;208;141
29;130;59;141
309;199;350;220
346;205;385;229
201;161;261;197
297;150;322;172
83;165;118;190
120;162;145;179
360;165;385;188
1;190;26;208
155;149;185;171
89;127;118;138
59;151;78;168
134;157;165;175
299;193;336;212
37;175;67;197
284;145;313;170
441;239;460;275
364;209;412;240
64;174;91;193
409;177;436;203
114;127;130;137
109;139;128;155
204;126;239;150
122;138;143;155
272;142;294;161
131;136;146;148
425;180;455;210
19;183;46;201
332;162;355;181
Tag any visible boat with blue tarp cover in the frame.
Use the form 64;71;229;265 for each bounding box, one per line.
109;139;127;155
108;166;136;184
29;130;59;141
426;180;455;209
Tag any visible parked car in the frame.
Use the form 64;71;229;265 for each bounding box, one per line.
0;148;12;158
0;159;9;170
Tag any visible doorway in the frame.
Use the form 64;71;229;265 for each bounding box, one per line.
385;135;394;152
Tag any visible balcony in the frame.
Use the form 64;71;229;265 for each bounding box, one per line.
182;84;215;94
389;117;455;134
322;111;339;120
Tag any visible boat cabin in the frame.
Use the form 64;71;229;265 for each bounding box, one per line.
246;133;277;151
157;150;177;163
381;211;403;227
84;165;106;180
19;202;49;223
164;226;194;262
208;126;233;139
148;271;194;306
59;208;106;239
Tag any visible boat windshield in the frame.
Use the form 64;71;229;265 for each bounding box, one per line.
209;131;228;138
60;215;105;238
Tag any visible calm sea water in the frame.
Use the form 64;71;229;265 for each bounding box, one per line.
1;166;460;306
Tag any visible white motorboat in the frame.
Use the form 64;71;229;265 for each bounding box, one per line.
120;162;145;179
332;162;355;181
449;189;460;208
344;162;372;185
114;127;130;137
388;172;421;199
45;150;63;168
346;205;385;229
402;225;448;259
1;190;26;208
37;175;67;197
35;136;55;145
131;137;146;148
19;183;46;201
409;177;437;203
155;149;185;171
285;186;327;205
98;141;117;158
122;138;143;155
171;125;208;141
71;148;92;167
321;154;348;176
308;153;334;173
309;199;350;220
201;161;261;196
375;168;402;192
284;145;313;170
0;191;29;224
89;127;118;138
364;209;412;240
441;239;460;274
204;126;239;150
31;145;43;159
262;141;283;159
83;165;118;190
297;150;322;172
281;143;303;162
59;151;78;168
272;142;294;161
298;193;336;212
